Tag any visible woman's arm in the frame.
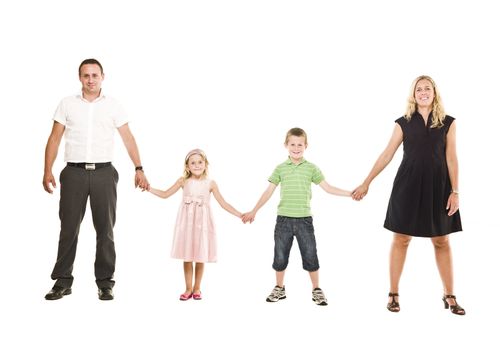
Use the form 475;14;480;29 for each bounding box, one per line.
445;121;459;216
352;123;403;200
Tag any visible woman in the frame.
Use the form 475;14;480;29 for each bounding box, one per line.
352;75;465;315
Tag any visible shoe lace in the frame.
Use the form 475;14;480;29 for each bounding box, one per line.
270;287;283;298
312;289;326;302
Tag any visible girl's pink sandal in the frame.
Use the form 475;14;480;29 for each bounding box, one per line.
179;293;193;301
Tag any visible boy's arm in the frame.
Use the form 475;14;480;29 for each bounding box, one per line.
319;180;352;197
352;124;403;200
242;182;277;223
149;177;183;199
211;181;242;218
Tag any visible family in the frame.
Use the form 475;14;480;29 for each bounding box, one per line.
42;59;465;315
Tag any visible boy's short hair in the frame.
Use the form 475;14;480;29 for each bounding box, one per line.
285;127;308;145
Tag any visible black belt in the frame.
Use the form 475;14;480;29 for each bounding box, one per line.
67;162;112;170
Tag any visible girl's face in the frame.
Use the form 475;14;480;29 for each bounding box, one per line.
186;154;206;178
414;79;435;109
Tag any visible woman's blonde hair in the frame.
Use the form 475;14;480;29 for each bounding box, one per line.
183;148;209;179
405;75;446;128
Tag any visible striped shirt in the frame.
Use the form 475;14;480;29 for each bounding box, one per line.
268;158;324;217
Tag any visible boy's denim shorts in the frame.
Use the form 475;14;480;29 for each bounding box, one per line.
272;215;319;272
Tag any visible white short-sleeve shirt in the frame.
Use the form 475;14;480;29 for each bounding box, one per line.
53;92;128;162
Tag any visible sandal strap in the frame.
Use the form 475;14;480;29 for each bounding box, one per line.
443;294;456;299
388;292;399;297
388;300;399;307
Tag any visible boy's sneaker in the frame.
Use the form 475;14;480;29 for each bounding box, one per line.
312;288;328;306
266;285;286;302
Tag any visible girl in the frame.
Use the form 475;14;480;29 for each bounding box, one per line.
149;149;242;300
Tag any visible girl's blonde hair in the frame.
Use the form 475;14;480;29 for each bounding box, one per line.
405;75;446;128
183;149;209;179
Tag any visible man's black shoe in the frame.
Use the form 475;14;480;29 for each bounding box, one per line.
98;287;114;300
45;286;72;300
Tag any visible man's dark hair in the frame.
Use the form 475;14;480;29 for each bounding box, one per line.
78;58;104;76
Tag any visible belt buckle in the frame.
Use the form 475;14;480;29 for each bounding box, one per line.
85;163;96;170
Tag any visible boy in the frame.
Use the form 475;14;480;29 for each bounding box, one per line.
242;128;351;305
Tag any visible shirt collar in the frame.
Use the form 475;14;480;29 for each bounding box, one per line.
286;156;306;166
78;89;105;103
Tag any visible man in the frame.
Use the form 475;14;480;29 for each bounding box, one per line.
43;58;149;301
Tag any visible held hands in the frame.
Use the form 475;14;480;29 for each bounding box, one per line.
241;211;256;224
135;171;150;191
351;183;369;201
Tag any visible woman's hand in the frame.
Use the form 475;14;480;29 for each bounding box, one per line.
446;192;459;216
352;183;369;201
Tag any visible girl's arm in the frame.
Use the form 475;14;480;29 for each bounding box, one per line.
319;180;352;197
445;121;459;216
242;182;277;223
352;124;403;200
149;177;183;199
211;181;242;218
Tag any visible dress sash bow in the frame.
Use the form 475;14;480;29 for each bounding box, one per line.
183;195;204;206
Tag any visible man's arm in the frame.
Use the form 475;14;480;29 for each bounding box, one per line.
117;123;150;191
43;121;65;193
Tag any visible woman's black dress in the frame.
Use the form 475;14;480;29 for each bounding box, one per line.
384;113;462;237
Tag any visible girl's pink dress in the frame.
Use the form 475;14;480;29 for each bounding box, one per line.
171;178;217;262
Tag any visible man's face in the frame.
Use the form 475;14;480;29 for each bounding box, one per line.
79;64;104;96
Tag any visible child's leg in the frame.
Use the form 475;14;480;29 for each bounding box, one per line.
276;270;285;287
193;262;205;293
295;217;320;289
308;270;319;289
273;216;294;286
183;261;194;293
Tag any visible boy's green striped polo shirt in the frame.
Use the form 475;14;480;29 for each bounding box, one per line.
268;157;324;217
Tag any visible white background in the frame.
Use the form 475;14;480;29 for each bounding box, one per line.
1;0;498;349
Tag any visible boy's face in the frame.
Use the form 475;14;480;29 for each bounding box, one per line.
285;135;307;162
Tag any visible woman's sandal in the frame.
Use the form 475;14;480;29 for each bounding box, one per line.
387;292;400;312
442;294;466;315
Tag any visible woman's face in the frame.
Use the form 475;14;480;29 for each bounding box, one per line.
414;79;435;108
